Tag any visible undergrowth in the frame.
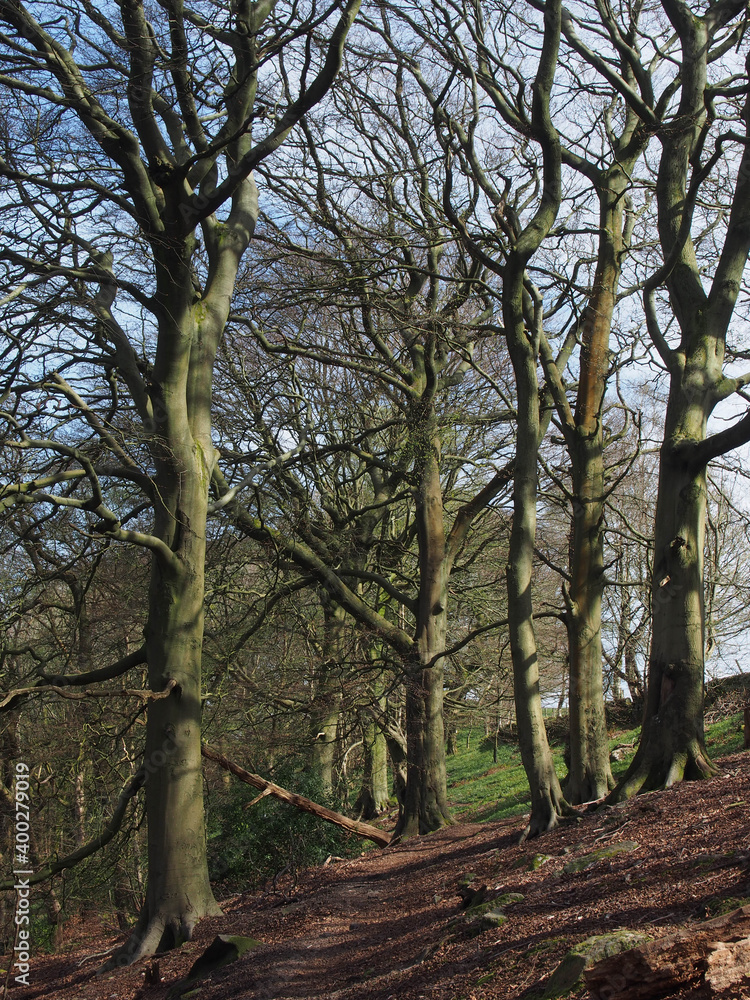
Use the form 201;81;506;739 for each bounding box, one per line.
445;711;745;823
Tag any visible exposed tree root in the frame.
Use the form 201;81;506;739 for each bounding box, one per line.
520;787;575;842
608;737;717;805
98;904;212;973
565;767;616;807
392;803;454;842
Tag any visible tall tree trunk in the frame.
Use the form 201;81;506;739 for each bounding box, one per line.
612;381;715;798
563;167;631;803
565;369;613;804
107;415;221;966
394;407;452;838
507;321;568;838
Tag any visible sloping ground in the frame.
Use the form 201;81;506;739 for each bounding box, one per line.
6;752;750;1000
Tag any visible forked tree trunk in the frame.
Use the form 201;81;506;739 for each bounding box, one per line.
486;0;566;839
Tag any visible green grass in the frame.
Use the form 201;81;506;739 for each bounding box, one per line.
445;728;567;823
706;711;745;757
445;712;745;823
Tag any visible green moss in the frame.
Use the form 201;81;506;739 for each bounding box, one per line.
475;910;507;930
495;892;525;906
705;895;750;917
529;853;552;871
563;841;638;873
533;930;651;999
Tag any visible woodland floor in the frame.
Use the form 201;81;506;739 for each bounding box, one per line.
4;750;750;1000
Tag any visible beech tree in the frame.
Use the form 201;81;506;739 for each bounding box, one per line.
0;0;360;964
386;0;579;835
208;48;522;834
558;0;750;798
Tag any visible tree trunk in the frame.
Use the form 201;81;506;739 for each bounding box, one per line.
309;605;346;795
396;662;452;837
565;429;612;802
612;401;715;799
506;345;567;838
311;701;340;797
356;713;389;819
103;432;221;967
563;169;628;804
394;407;453;838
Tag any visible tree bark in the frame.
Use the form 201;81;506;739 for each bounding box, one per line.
507;327;568;838
563;164;633;803
310;603;346;795
394;406;453;838
613;396;716;798
584;906;750;999
103;315;225;966
356;712;389;819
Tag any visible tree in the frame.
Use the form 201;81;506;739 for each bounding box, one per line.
559;0;750;798
0;0;360;964
391;0;576;836
208;49;523;833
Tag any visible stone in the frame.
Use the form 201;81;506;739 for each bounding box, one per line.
563;841;638;873
535;929;651;999
166;935;263;999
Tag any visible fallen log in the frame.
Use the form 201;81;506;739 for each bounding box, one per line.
584;905;750;999
201;743;392;848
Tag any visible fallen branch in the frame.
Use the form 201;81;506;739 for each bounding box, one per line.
585;905;750;999
201;743;392;848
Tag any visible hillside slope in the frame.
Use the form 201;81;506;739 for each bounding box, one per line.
7;751;750;1000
